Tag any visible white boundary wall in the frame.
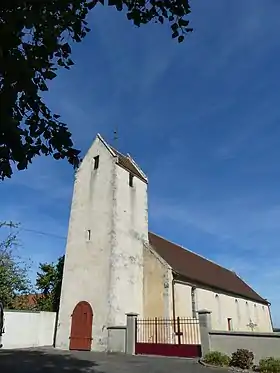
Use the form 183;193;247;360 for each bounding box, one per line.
2;310;56;349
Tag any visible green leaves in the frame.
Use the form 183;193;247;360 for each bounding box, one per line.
122;0;192;42
178;18;190;27
0;0;88;180
87;1;97;10
35;255;64;312
109;0;123;11
17;159;28;170
67;58;74;66
178;35;184;43
0;0;192;180
61;43;71;54
44;70;57;80
0;222;32;309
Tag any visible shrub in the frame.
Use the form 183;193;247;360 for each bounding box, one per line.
204;351;231;366
230;349;254;369
259;357;280;373
253;365;260;372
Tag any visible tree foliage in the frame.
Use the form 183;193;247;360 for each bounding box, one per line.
0;0;192;180
35;255;64;312
0;222;32;309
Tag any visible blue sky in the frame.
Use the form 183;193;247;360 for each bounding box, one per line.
1;0;280;324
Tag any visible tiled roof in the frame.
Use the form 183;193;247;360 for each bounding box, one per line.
148;232;268;304
12;293;42;309
111;147;147;183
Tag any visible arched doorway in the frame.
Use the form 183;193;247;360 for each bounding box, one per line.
69;301;93;351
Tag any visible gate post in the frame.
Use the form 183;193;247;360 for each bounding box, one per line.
125;313;138;355
198;310;212;357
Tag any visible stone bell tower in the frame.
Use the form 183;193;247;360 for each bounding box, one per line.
55;134;148;351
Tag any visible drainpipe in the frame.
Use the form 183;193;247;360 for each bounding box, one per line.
171;277;177;338
267;301;274;331
172;277;198;319
53;311;59;347
172;278;176;320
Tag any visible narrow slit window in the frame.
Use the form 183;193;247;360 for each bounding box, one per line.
87;230;91;241
94;155;99;170
254;304;259;324
129;173;134;187
246;301;250;320
191;286;197;318
235;299;241;323
215;294;221;325
227;318;233;331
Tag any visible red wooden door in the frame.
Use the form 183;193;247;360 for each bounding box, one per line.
69;301;93;351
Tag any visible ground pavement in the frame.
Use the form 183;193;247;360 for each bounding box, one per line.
0;347;224;373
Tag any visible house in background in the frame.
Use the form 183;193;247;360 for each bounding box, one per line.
55;134;273;352
13;294;42;310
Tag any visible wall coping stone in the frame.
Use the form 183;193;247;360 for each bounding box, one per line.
209;330;280;338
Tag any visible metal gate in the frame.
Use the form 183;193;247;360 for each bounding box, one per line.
135;317;201;358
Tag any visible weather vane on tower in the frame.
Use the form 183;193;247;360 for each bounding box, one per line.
113;127;118;145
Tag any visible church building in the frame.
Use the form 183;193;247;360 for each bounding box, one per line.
55;134;273;352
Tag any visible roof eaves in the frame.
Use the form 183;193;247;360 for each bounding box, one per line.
126;153;148;182
97;133;117;157
116;161;148;183
173;272;269;305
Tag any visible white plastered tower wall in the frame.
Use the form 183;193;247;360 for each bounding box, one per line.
55;134;148;351
108;157;148;326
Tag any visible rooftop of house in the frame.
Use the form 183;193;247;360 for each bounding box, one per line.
11;293;42;310
148;232;268;305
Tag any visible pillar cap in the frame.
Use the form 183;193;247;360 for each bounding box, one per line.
198;309;212;314
126;312;138;316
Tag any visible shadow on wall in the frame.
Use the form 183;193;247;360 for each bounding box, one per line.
0;348;101;373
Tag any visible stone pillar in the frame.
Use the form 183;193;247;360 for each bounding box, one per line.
125;313;138;355
198;309;212;356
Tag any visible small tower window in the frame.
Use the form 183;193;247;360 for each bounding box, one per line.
87;230;91;241
94;155;99;170
129;173;134;187
227;318;233;331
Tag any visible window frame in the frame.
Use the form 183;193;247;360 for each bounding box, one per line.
93;155;99;170
129;173;134;187
227;317;233;331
